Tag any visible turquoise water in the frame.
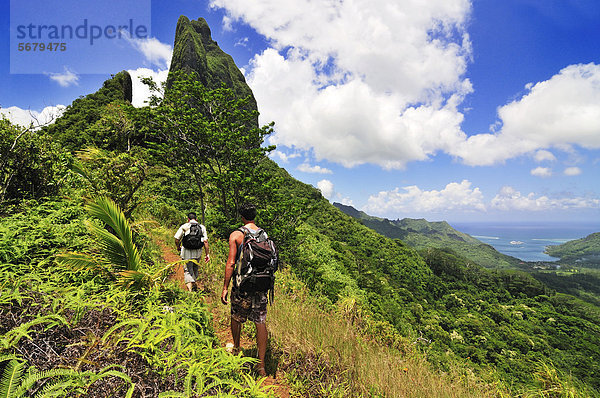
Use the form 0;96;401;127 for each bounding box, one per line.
450;222;600;262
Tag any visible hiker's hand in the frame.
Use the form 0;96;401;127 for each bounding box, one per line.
221;288;228;305
205;254;210;263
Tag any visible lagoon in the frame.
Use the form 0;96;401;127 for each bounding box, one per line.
450;222;600;262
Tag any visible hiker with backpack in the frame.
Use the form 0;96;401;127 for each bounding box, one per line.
221;203;277;377
174;212;210;292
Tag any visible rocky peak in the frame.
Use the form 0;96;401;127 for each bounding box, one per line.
167;16;258;123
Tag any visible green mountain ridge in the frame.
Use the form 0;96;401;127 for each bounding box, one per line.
546;232;600;266
333;202;522;269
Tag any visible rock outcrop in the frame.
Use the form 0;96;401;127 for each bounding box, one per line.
167;16;258;119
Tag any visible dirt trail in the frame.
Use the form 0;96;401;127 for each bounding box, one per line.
160;241;290;398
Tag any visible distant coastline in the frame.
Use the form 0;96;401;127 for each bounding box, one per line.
450;221;600;262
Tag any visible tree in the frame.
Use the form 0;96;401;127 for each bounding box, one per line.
0;117;64;206
70;147;149;218
144;71;275;230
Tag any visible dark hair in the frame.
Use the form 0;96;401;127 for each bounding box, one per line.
187;212;197;220
238;203;256;221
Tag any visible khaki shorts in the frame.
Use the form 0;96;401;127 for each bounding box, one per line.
231;288;268;324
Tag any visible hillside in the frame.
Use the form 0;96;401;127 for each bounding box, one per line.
1;15;600;397
334;202;521;268
545;232;600;266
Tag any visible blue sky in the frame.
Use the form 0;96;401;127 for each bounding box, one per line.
1;0;599;224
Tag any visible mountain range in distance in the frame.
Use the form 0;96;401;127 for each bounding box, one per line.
333;202;525;269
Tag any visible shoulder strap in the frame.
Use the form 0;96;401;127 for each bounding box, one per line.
235;227;249;265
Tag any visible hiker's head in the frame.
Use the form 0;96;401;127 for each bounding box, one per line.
187;212;197;221
238;203;256;222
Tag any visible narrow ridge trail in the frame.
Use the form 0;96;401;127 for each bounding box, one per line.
160;241;291;398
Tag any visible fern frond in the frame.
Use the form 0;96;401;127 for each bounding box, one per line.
15;368;83;397
157;392;186;398
1;315;68;350
101;319;146;346
0;359;26;398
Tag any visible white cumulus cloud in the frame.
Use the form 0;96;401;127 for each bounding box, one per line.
530;167;552;178
533;150;557;163
269;150;301;163
564;166;582;176
212;0;473;169
364;180;486;216
46;68;79;87
127;68;169;108
125;36;172;69
123;36;172;107
452;63;600;165
317;179;335;199
297;163;333;174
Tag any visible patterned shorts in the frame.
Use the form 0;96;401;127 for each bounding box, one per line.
231;288;268;324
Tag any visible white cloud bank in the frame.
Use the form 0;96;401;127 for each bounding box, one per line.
210;0;600;169
364;180;486;215
362;181;599;218
491;186;599;212
0;105;66;127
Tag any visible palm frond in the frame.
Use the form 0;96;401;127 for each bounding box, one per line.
87;223;129;270
55;252;108;275
86;197;143;271
116;270;155;290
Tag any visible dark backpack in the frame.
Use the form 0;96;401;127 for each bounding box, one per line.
234;227;278;302
182;223;204;250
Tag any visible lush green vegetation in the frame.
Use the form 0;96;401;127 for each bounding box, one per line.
2;42;600;396
546;232;600;266
334;203;521;269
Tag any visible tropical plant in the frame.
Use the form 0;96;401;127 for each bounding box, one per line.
0;357;134;398
57;196;175;291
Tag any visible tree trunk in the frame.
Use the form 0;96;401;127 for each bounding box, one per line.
192;166;206;225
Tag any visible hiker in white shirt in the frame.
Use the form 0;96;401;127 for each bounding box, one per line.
174;212;210;292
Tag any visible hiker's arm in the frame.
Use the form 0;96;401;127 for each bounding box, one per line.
221;231;242;304
175;238;181;252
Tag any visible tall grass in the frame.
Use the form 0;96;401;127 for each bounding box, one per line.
266;270;500;398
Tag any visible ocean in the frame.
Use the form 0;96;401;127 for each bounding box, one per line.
450;222;600;262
